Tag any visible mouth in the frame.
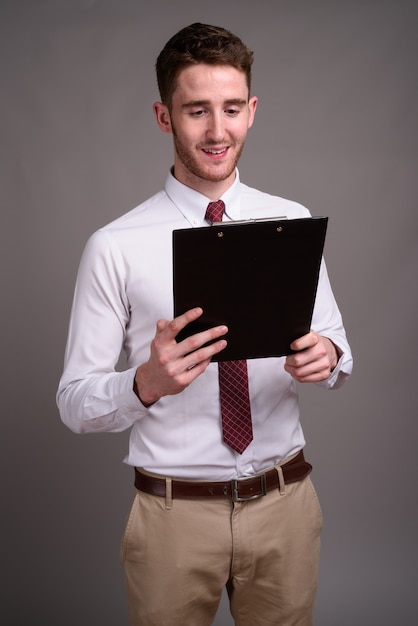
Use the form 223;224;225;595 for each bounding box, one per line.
202;147;229;157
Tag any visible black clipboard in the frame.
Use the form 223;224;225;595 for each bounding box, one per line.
173;216;328;362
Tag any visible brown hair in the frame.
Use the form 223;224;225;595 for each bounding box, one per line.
156;23;254;107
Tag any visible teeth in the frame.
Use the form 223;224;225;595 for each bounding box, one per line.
204;148;226;154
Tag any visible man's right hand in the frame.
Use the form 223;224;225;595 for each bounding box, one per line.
134;307;228;407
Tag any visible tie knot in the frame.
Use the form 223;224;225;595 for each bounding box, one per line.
205;200;225;225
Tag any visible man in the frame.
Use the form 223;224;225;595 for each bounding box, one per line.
57;23;352;626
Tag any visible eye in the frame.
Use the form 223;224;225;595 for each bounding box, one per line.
225;108;240;116
190;109;205;117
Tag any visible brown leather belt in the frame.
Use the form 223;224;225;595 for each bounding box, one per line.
134;450;312;502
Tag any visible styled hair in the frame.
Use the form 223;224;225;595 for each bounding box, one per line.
156;23;254;107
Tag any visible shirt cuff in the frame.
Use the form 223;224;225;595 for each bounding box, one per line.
316;350;352;390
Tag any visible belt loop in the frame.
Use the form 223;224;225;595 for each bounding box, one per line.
275;465;286;496
165;477;172;510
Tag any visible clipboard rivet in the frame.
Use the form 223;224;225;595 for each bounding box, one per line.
217;231;224;238
276;227;283;232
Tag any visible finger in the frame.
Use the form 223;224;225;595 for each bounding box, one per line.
167;307;205;338
285;355;330;382
290;331;318;352
180;323;228;356
155;318;170;334
183;337;228;372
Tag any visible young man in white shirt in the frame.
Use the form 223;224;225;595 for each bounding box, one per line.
58;22;352;626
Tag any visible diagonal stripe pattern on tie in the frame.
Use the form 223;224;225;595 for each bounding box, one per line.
205;200;254;454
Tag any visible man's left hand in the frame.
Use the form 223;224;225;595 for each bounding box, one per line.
284;332;339;383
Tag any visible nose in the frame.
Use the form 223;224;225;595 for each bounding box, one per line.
206;111;224;142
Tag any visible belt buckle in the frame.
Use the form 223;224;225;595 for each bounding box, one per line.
231;473;267;502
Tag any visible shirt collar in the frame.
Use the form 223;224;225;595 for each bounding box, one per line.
164;168;242;227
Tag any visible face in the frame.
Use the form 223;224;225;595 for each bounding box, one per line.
154;64;258;198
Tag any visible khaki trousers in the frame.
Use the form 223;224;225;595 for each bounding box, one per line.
120;475;323;626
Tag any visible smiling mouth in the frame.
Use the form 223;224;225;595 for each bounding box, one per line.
202;147;229;155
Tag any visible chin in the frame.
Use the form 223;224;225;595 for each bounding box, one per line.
200;163;236;183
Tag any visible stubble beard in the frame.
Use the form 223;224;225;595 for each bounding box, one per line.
172;130;245;184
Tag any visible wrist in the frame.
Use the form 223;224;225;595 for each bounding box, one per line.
133;364;159;407
328;339;341;372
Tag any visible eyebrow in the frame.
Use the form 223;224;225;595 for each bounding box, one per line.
181;98;248;109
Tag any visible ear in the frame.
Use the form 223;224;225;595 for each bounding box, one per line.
247;96;258;129
153;102;173;134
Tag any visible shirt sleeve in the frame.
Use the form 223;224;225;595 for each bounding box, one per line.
310;258;353;389
56;230;148;434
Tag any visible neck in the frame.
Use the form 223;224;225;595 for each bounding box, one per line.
172;166;236;201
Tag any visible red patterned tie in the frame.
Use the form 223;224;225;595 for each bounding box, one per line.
205;201;254;454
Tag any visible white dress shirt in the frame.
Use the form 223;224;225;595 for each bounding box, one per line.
57;170;353;480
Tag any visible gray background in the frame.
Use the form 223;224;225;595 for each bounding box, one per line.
2;0;417;624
